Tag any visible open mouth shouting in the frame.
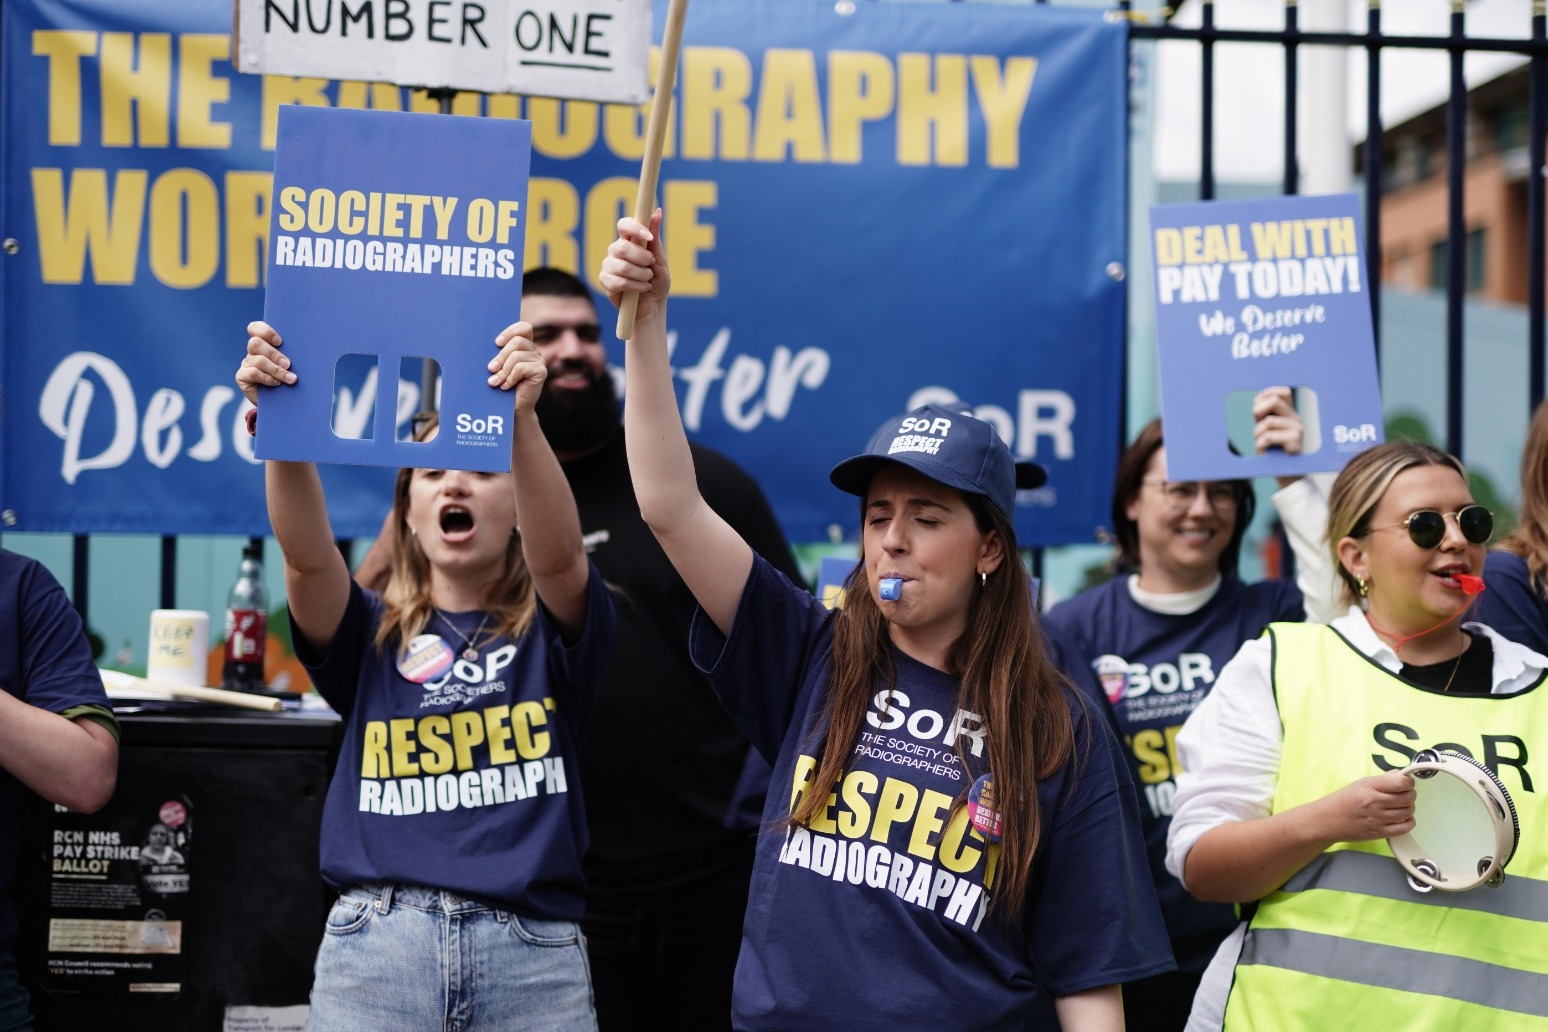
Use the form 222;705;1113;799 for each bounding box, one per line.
439;505;475;543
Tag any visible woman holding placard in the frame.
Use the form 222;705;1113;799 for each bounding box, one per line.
1039;413;1335;1030
236;321;615;1032
600;213;1172;1032
1166;441;1548;1030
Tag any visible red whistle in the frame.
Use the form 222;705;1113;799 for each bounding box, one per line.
1455;573;1486;596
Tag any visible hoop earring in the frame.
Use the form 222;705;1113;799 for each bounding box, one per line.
979;570;987;588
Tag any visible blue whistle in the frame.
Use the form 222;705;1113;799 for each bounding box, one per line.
879;577;903;601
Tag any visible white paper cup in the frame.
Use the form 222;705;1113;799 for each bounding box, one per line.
147;610;210;687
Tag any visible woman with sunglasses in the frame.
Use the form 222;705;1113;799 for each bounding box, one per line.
236;320;616;1032
1165;441;1548;1030
1478;398;1548;654
601;214;1172;1031
1039;413;1336;1031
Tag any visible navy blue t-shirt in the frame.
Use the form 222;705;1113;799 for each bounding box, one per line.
1042;575;1302;972
691;556;1172;1032
298;571;615;919
1478;550;1548;657
0;551;116;940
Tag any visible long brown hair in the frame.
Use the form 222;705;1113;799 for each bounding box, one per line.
372;413;537;653
790;494;1077;920
1500;399;1548;589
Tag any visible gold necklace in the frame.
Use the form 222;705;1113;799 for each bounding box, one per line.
1441;645;1465;693
435;609;492;661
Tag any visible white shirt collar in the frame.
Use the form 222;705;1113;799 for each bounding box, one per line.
1127;573;1222;616
1329;605;1548;694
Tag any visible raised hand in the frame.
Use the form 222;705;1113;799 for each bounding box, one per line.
599;210;670;325
236;321;296;406
1252;385;1304;455
490;322;546;414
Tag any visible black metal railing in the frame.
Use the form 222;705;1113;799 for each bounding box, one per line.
1124;0;1548;457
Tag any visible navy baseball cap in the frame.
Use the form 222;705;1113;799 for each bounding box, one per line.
828;404;1047;519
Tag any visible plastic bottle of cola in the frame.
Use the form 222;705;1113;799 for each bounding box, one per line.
221;542;267;692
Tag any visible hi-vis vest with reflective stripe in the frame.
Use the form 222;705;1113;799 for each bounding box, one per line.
1221;622;1548;1031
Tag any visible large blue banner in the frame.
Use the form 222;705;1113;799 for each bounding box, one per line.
1;0;1126;545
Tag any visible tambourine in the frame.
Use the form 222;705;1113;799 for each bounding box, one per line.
1388;749;1520;893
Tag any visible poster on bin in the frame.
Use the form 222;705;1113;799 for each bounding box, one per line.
37;797;191;994
1149;193;1384;482
257;106;531;471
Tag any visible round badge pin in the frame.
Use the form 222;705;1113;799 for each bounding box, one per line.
158;801;188;829
398;634;455;684
1093;654;1130;706
967;772;1003;843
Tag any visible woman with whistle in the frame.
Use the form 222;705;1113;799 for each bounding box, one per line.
1166;441;1548;1031
1039;406;1337;1032
236;320;615;1032
600;213;1171;1032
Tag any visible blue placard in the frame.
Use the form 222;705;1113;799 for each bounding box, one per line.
1149;193;1384;481
257;107;531;470
2;0;1126;543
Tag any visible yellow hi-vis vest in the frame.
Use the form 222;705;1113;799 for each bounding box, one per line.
1221;622;1548;1031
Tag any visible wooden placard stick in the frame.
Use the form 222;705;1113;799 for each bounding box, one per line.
100;669;284;712
616;0;690;341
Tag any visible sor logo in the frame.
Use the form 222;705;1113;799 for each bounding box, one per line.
455;413;506;434
1333;423;1378;446
1092;652;1216;700
898;415;951;437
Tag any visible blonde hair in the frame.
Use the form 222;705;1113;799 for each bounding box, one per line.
1499;399;1548;589
1326;441;1469;606
372;413;536;653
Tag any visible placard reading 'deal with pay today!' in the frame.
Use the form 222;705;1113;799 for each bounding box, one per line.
1149;193;1384;483
256;106;531;471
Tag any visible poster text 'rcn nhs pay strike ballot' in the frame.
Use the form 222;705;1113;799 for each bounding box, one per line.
1149;193;1384;483
256;106;532;471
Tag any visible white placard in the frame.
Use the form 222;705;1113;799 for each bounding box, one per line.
235;0;652;104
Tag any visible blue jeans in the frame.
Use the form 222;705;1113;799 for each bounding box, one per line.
306;884;597;1032
0;939;30;1032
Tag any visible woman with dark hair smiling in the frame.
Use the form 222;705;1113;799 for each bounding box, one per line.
1041;406;1335;1031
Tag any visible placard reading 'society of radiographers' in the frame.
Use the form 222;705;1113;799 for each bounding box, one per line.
1150;193;1384;482
257;105;532;471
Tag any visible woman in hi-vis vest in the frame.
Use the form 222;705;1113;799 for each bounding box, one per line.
1039;411;1337;1032
1165;441;1548;1031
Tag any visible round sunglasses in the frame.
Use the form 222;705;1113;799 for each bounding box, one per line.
1367;504;1493;549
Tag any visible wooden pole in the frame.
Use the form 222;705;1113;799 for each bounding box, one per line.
616;0;690;341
